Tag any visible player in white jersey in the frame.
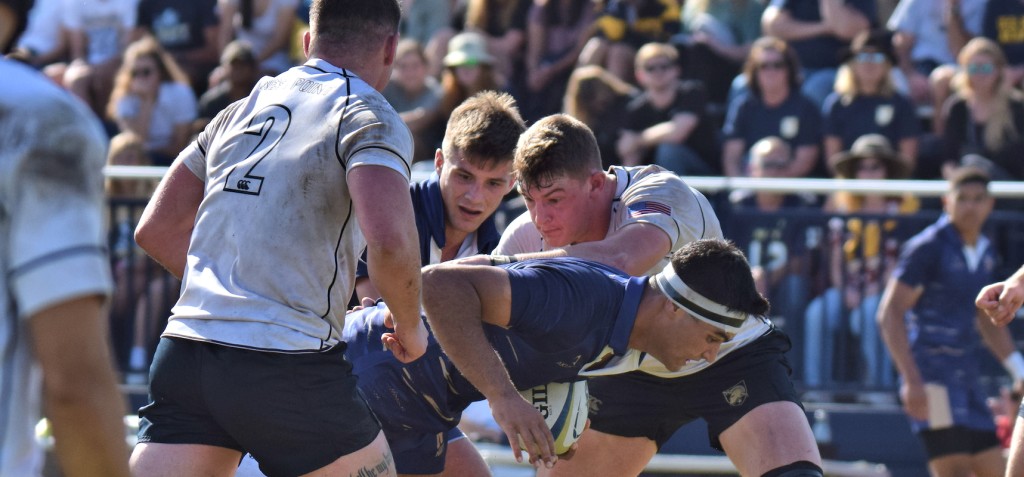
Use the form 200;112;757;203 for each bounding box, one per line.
490;114;821;477
128;1;425;476
0;59;129;477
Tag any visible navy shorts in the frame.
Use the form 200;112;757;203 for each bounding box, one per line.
587;330;801;450
138;337;381;477
918;426;1000;459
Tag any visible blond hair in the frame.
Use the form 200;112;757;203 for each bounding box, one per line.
951;37;1021;151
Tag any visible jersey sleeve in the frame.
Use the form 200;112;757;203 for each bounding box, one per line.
618;169;724;251
342;94;414;181
8;117;112;319
505;261;623;336
494;211;545;254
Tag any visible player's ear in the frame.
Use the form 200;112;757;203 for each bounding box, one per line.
302;31;311;59
434;149;444;174
588;170;605;193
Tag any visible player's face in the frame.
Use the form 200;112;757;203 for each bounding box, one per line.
436;148;515;236
652;307;732;372
944;182;994;235
521;173;602;247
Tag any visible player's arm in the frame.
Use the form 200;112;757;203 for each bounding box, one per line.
977;265;1024;326
877;277;927;420
490;222;670;276
421;263;556;466
977;308;1024;392
639;112;699;149
30;295;130;477
349;165;426;363
135;159;205;279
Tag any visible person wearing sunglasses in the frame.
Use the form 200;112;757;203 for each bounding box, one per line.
939;37;1024;182
107;36;198;167
721;36;822;178
823;29;920;178
617;42;718;176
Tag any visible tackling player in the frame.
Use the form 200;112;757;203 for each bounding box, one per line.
494;114;822;477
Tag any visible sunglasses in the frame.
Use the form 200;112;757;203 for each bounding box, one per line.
757;60;786;71
854;52;887;64
131;67;155;79
643;61;676;74
967;63;996;75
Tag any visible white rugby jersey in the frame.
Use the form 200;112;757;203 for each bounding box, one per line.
165;58;414;352
0;60;113;476
496;165;773;378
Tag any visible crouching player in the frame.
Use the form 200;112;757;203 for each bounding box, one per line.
345;239;768;476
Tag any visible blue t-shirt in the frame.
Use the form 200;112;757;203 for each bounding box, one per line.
822;93;920;150
723;91;822;149
772;0;877;69
343;258;643;436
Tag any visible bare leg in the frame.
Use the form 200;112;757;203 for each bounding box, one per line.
130;442;243;477
538;429;656;477
718;401;821;476
441;437;491;477
968;446;1006;477
928;453;975;477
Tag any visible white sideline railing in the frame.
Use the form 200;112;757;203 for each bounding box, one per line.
474;443;891;477
104;165;1024;198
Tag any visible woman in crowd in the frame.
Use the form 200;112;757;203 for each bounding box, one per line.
823;29;920;177
940;37;1024;181
721;36;822;177
563;64;638;168
217;0;299;76
107;37;198;167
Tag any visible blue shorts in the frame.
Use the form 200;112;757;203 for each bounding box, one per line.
138;337;381;477
344;309;471;474
586;330;801;450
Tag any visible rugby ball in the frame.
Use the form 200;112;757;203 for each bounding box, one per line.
518;380;589;455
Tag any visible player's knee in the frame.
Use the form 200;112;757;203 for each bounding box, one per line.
761;460;823;477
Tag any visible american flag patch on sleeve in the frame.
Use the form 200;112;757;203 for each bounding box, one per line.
627;201;671;217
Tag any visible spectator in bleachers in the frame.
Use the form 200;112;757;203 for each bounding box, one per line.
196;39;260;133
823;29;919;176
729;137;817;376
563;64;638;167
877;167;1009;477
887;0;985;118
940;37;1024;181
582;0;681;82
217;0;298;76
676;0;767;105
982;0;1024;88
383;39;443;164
107;36;198;166
8;0;68;68
430;31;503;152
400;0;453;48
519;0;596;122
134;0;220;95
759;0;875;108
721;36;821;177
805;134;918;390
462;0;530;87
61;0;137;118
617;41;719;175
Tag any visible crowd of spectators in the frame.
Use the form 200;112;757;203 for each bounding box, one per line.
5;0;1024;394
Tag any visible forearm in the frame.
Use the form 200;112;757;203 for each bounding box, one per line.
762;8;830;41
878;306;922;383
119;101;155;141
788;145;819;177
641;118;696;147
722;139;746;177
979;314;1017;361
47;367;130;477
826;4;869;39
367;236;422;331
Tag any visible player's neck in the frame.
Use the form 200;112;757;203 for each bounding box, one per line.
628;285;666;352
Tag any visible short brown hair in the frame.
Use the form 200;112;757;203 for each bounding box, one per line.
743;36;802;98
514;114;601;192
949;166;991;191
442;91;526;169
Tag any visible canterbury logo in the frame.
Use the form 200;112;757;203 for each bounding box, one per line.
722;381;748;407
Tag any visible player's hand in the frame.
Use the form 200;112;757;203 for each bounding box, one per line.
900;380;928;421
347;297;376;314
381;311;428;363
490;393;557;468
977;281;1023;326
450;254;494;266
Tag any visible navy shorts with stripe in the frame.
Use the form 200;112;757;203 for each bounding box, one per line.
137;337;381;477
587;329;801;450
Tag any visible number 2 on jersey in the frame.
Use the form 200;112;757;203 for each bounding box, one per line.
223;104;292;195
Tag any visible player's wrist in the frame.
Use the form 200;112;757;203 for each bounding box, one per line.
1003;351;1024;381
489;255;519;266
